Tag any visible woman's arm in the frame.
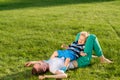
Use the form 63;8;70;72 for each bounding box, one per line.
39;73;67;79
39;70;67;79
24;60;43;67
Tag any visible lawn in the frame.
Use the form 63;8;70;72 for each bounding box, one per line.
0;0;120;80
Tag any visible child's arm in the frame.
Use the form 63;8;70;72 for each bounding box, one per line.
80;52;87;56
61;42;73;49
61;44;69;49
39;71;67;79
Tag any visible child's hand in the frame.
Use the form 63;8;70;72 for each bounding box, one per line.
61;44;66;48
80;52;87;56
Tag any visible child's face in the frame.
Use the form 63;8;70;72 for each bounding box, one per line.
78;35;86;44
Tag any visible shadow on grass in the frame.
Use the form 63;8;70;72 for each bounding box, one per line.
0;0;114;11
0;69;63;80
0;70;35;80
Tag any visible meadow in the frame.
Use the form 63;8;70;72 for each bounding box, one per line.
0;0;120;80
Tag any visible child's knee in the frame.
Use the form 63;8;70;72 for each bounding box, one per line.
53;51;58;56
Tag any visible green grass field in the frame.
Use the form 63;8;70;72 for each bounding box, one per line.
0;0;120;80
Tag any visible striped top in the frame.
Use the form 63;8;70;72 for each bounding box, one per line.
68;41;85;58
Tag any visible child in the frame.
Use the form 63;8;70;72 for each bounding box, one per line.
50;31;89;72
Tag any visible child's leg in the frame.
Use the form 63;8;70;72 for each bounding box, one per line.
50;51;58;59
60;58;70;72
64;58;70;67
51;50;69;59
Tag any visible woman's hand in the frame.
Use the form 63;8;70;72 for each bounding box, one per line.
25;61;43;67
24;62;32;67
39;75;45;80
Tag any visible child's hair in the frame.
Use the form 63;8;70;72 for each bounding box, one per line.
80;31;89;39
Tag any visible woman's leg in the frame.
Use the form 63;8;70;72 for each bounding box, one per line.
92;35;112;63
93;35;103;57
75;33;112;68
83;34;96;59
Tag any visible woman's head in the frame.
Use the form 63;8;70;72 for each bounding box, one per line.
78;31;89;44
32;62;48;75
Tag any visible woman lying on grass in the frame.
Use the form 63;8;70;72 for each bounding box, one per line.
25;32;112;80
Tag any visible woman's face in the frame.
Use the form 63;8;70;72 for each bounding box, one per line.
32;62;48;74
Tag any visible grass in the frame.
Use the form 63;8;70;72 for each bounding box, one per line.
0;0;120;80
